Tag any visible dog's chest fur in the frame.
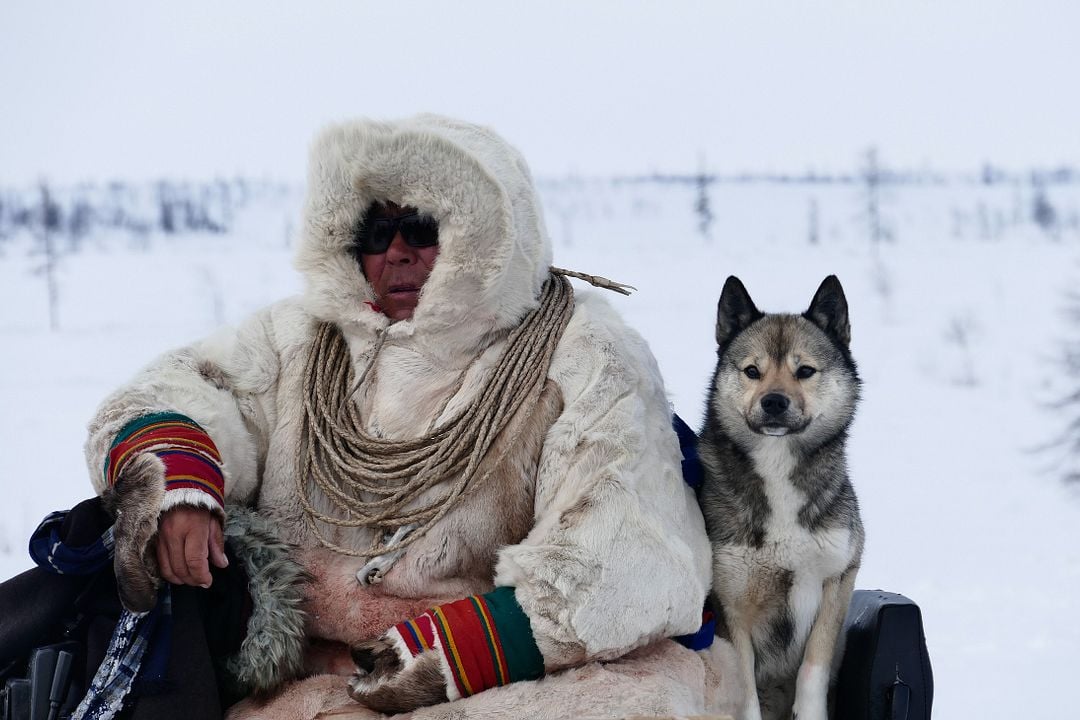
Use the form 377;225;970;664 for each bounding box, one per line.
702;436;857;678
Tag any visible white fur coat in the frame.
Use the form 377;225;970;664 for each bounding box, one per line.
85;115;733;718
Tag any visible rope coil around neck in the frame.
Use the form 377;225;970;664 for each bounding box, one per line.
296;271;583;559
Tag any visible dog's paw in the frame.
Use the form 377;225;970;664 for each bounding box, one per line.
347;643;448;715
790;701;828;720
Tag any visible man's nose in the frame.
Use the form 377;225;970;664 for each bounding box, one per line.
385;232;415;264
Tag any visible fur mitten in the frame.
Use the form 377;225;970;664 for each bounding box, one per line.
348;587;544;713
105;452;168;613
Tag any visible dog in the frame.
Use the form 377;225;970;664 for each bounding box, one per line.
697;275;864;720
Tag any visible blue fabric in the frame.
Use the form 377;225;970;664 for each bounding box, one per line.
29;507;172;720
674;607;717;651
672;413;704;490
28;510;114;576
671;413;715;650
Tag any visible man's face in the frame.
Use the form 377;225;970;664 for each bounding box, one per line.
359;202;440;321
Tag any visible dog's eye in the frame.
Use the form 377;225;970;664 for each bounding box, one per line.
796;366;817;379
744;366;761;380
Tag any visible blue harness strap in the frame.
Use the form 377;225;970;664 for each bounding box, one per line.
671;413;716;651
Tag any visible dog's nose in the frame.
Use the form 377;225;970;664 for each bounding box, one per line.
760;393;790;416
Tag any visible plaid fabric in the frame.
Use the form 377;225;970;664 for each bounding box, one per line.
104;412;225;509
70;587;172;720
29;507;172;720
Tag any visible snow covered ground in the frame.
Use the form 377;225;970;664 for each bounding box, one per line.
2;178;1079;717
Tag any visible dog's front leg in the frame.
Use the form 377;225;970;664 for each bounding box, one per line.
791;567;856;720
730;622;763;720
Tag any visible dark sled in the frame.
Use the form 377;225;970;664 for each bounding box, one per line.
833;589;934;720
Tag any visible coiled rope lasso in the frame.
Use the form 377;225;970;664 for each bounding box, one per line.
295;268;633;559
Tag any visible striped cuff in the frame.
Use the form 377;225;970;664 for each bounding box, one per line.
391;587;544;700
104;412;225;510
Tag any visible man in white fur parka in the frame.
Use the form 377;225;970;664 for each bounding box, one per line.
86;115;739;719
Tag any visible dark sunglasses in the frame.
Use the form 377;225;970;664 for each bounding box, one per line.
355;211;439;255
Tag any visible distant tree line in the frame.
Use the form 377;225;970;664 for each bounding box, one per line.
605;161;1080;188
0;178;293;247
1058;291;1080;485
539;151;1080;245
6;162;1079;250
0;178;294;331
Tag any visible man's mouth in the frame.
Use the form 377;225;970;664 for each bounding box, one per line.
387;284;420;295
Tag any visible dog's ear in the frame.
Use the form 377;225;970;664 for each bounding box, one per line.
804;275;851;347
716;276;762;348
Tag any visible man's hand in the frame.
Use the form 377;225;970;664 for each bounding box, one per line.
156;506;229;588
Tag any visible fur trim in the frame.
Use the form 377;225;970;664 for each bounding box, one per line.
161;487;224;517
221;506;310;696
104;452;167;614
295;115;553;362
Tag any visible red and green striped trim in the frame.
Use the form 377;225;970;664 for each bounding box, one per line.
397;614;436;656
393;586;543;698
481;586;544;686
104;412;225;508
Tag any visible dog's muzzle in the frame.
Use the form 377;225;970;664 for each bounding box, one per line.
748;393;810;436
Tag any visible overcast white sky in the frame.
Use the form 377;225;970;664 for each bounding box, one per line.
2;0;1079;183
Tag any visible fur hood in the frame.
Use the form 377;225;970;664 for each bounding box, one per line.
295;114;553;357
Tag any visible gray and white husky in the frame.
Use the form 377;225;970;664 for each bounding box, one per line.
698;275;864;720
